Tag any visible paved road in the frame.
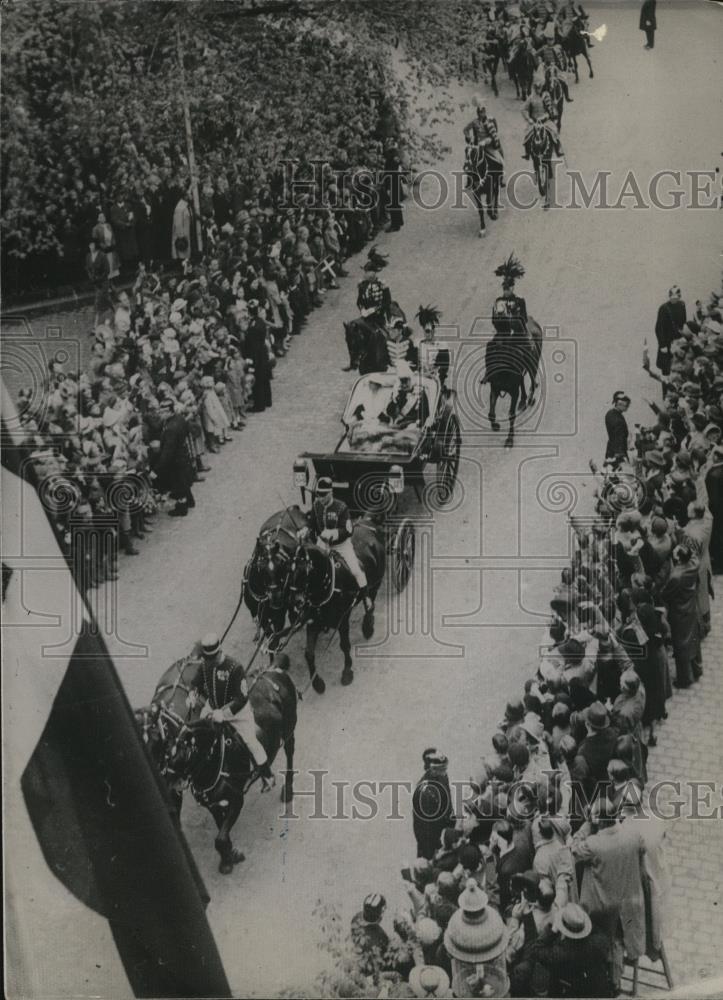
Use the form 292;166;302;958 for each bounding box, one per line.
8;4;723;996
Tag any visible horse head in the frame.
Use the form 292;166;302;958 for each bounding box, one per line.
291;543;334;611
252;536;291;612
531;121;552;154
165;717;217;785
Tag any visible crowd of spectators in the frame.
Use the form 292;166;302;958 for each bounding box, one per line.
16;147;409;587
2;1;457;296
338;284;723;998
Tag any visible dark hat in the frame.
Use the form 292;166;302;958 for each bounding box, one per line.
315;476;333;496
585;701;610;731
612;390;631;404
362;892;386;923
458;843;482;872
427;751;449;768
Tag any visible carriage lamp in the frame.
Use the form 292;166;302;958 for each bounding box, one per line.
389;465;404;494
294;458;309;487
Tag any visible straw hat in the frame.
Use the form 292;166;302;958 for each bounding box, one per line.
408;965;451;998
443;880;507;963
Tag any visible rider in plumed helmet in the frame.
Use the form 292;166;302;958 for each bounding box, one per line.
492;254;528;332
356;246;392;322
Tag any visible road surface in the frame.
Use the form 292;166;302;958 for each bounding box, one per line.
7;3;723;996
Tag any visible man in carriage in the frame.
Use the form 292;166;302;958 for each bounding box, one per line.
298;477;373;611
379;362;431;430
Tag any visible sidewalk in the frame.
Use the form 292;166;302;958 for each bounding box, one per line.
638;588;723;995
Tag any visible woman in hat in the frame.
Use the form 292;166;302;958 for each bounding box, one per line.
199;375;230;451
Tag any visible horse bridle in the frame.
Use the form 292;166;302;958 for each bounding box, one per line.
294;544;336;610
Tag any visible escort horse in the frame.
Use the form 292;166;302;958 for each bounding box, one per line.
137;647;297;874
465;136;503;237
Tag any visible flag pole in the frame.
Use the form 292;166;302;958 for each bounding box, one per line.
177;22;204;257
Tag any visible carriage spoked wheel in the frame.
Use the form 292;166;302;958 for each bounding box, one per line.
435;412;462;506
391;518;415;592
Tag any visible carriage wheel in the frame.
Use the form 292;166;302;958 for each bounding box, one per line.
434;412;461;506
391;518;415;592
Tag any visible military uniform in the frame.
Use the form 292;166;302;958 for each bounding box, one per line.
522;92;563;155
307;497;368;591
357;275;391;322
190;652;268;765
412;768;454;860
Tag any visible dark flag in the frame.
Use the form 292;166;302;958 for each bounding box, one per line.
2;393;231;999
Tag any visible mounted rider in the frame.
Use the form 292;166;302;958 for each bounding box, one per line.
492;254;528;333
298;477;373;612
558;0;593;46
464;99;506;184
188;633;275;790
521;80;564;160
356;246;392;325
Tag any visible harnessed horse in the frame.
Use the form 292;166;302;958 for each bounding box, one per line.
481;315;544;449
245;507;386;690
465;139;503;237
138;652;297;874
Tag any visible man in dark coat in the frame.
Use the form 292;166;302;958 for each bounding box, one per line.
529;902;613;997
604;391;631;461
660;545;702;687
705;445;723;575
244;299;272;412
654;285;686;375
412;749;454;860
155;399;196;516
85;239;111;325
381;143;405;232
640;0;657;49
570;702;619;813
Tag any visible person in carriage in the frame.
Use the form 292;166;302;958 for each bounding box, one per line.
297;477;373;612
379;361;431;430
521;80;564;161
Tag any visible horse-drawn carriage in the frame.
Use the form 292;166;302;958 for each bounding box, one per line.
242;365;461;691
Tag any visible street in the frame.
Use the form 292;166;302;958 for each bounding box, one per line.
9;3;723;995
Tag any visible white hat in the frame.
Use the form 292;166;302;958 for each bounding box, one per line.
171;297;187;312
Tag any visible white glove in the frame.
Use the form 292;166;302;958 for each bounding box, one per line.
210;708;225;724
320;528;336;542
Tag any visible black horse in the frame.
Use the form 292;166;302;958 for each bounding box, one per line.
481;316;544;448
509;37;537;100
465;140;503;237
245;506;386;690
481;33;503;96
542;70;566;131
142;653;298;874
343;301;410;375
557;16;593;82
530;122;556;208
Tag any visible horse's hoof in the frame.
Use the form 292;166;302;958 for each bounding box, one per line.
219;861;234;875
504;436;514;449
281;783;294;804
490;421;500;432
312;674;326;695
589;70;594;78
361;613;375;639
341;667;354;686
479;228;487;238
231;848;245;864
